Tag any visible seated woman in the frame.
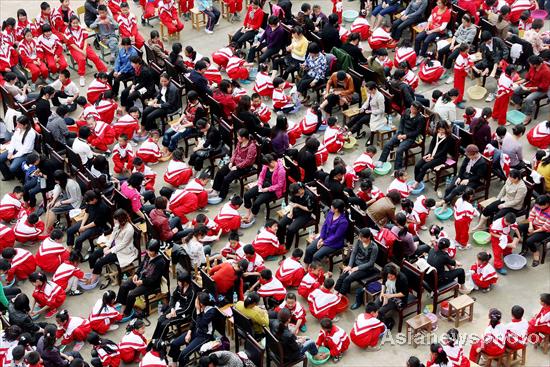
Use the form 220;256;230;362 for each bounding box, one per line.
304;199;349;265
391;213;430;259
234;291;269;338
411;121;452;189
0;116;37;181
120;56;156;112
141;73;180;132
88;209;138;288
270;308;319;362
235;95;271;138
427;238;468;293
414;0;451;60
518;195;550;267
243;154;286;225
152;270;196;339
43;170;83;232
188;119;223;172
211;128;258;201
277;183;315;250
373;264;409;320
371;0;401;29
7;294;41;337
149;196;188;245
116;239;167;317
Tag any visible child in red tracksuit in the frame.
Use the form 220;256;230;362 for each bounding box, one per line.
253;64;274;97
470;251;498;292
119;319;147;363
528;293;550;340
88;332;121;367
255;269;287;308
323;117;346;154
307;278;348;320
133;158;157;192
219;231;243;259
168;174;210;223
251;93;272;124
87;73;111;105
224;0;243;21
350;302;386;349
252;220;287;259
35;229;70;274
87;117;115;152
0;223;15;251
505;306;528;351
453;44;472;106
298;262;328;299
275;248;306;288
317;318;350;362
29;272;66;318
453;189;479;249
490;213;520;275
96;91;118;124
136;131;162;164
492;65;515;126
56;310;92;348
213;197;243;234
19;29;49;84
52;252;85;296
427;343;452;367
158;0;183;35
0;187;24;222
356;180;384;207
274;293;307;333
272;77;296;113
89;291;123;334
441;329;470;367
117;3;145;49
332;0;343;23
212;44;235;69
36;25;67;74
469;309;506;363
113;108;140;139
14;213;46;244
112;135;134;176
2;247;36;282
226;50;250;82
163;149;193;187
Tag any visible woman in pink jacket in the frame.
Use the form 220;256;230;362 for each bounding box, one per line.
243;154;286;225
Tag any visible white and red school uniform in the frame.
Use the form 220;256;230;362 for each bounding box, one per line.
15;19;32;42
35;238;70;273
96;98;118;124
64;25;107;76
252;227;286;259
315;144;329;166
77;103;101;127
108;0;123;17
0;223;15;251
413;195;431;227
257;277;287;301
527;121;550;149
164;159;193;187
212;47;233;69
387;178;411;198
275;299;307;326
33;10;52;37
490;217;518;270
93;342;121;367
119;330;148;363
505;319;528;350
0;332;18;367
317;325;350;357
133;164;157;192
300;108;322;135
436;230;457;259
136;138;162;163
272;88;294;110
51;5;75;35
56;316;92;345
1;29;16;47
454;52;473;103
204;64;222;85
298;270;325;298
168;179;208;224
89;299;124;334
112;143;134;174
182;52;203;69
510;0;534;23
350;313;386;348
213;202;241;234
406;210;421;237
307;288;345;320
275;257;306;287
287;119;302;146
19;38;49;83
251;102;272;124
339;26;350;43
367;27;395;50
89;120;116;152
442;343;470;367
113;113;140;139
404;69;419;91
393;46;417;68
469;324;506;361
139;351;167;367
357;186;384;203
236;247;266;273
351;17;370;40
353;152;375;174
418;60;445;83
323;126;345;153
454;198;479;247
0;42;18;73
117;12;145;49
253;72;274;97
53;262;85;290
13;213;45;243
0;193;23;222
87;78;112;105
470;262;498;289
226;56;249;80
220;241;242;258
492;73;514;126
32;280;66;310
158;0;184;35
528;305;550;336
6;248;36;282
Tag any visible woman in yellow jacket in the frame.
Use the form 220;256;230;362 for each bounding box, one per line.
234;291;269;338
275;26;309;81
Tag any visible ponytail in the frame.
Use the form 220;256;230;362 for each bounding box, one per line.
489;308;502;328
430;343;448;365
276;308;291;337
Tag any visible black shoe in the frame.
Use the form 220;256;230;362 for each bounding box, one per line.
357;131;366;139
350;302;362;310
519;250;528;257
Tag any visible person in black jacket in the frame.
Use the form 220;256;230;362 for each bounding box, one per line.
188;119;223;171
297;137;320;183
8;294;40;338
116;239;167;317
472;31;510;80
269;308;319;362
236;95;271;137
277;182;315;249
141;73;180;131
320;14;342;53
341;33;368;70
34;86;55;127
294;3;315;33
376;101;426;171
189;61;213;99
411;120;452;188
439;144;487;207
427;238;467;291
373;264;409;320
120;56;157;110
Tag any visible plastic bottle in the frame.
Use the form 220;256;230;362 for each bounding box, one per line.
233;292;238;304
281;200;286;212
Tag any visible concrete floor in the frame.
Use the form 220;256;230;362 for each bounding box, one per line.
0;0;549;365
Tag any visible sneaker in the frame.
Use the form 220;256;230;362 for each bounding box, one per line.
333;355;342;363
350;302;362;310
332;316;340;322
481;287;491;293
445;76;454;84
496;267;507;275
79;76;86;87
108;324;120;331
420;225;428;231
72;342;85;352
456;101;466;109
458;244;472;250
205;29;214;34
68;289;83;296
374;161;383;168
485;92;496;102
45;308;58;318
300;324;307;332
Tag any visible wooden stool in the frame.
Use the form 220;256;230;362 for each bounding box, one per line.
218;304;235;340
363;280;382;304
220;1;230;19
190;8;207;30
375;126;397;149
505;347;526;366
534;333;549;354
159;23;180;41
447;294;475;327
480;351;506;367
406;314;432;348
342;105;361;125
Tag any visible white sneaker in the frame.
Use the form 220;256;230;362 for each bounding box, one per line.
332;316;340;322
485;93;495;102
79;76;86;87
108;324;120;331
204;29;213;34
374;161;383;168
445;76;454;84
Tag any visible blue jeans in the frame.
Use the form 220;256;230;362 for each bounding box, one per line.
162;127;196;152
0;152;28;180
414;31;442;57
304;237;340;264
202;7;220;31
372;3;399;16
301;339;318;356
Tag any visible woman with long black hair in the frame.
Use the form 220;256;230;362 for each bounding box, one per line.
89;291;123;334
469;107;492;152
37;324;83;367
269;308;319;363
0;116;37;181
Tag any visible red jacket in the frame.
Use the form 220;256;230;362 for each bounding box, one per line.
149;209;174;242
213;90;238;118
525;64;550;93
243;5;265;30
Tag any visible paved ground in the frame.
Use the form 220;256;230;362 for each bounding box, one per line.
0;0;549;366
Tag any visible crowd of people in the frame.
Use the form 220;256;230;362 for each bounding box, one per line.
0;0;549;365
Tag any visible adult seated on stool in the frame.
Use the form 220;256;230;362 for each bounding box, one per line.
518;195;550;267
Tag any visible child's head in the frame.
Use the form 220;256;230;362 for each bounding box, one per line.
309;261;321;274
503;212;517;226
360;179;373;192
2;247;16;261
445;328;459;347
461;187;475;203
27;213;39;225
327;116;337;127
149;130;160;142
273;77;286;89
401;198;413;213
488;308;502;327
323;277;335;290
25;351;41;366
511;305;524;320
365;302;379;316
229;194;243;208
128;106;140;118
292;248;304;260
243;292;260;307
11;346;25;362
50;229;63;242
127;318;146;334
55;309;70;324
264;218;278;232
102;290;117;306
132;156;144;169
424;198;436;209
393;169;407;180
496;126;507;138
366;145;377;156
28;271;47;286
320;317;333;331
228;231;240;246
540;293;550;306
12;186;24;199
260;269;273;281
429;224;443;238
458;43;469;53
243;244;256;258
251;92;262;107
118;134;129;147
86;331;101;345
285;292;297;307
430;343;448;365
68;251;81;265
26;153;40;166
0;258;10;274
476;251;491;265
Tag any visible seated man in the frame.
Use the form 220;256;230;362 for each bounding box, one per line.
511;55;550;125
320;71;356;115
